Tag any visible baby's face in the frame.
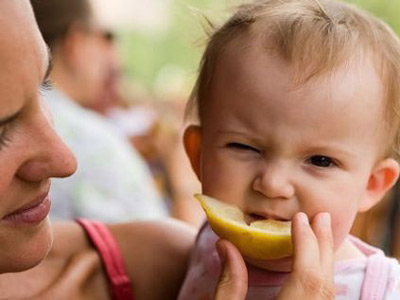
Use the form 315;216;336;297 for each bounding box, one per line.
186;43;399;271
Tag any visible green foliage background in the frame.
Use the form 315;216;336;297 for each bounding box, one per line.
118;0;400;98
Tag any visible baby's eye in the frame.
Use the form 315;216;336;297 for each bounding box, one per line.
226;143;260;153
307;155;335;168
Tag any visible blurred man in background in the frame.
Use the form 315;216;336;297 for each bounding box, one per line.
31;0;168;222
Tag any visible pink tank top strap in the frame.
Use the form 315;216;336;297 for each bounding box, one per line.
76;218;135;300
360;254;391;300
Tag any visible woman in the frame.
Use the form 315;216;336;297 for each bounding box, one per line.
0;1;334;299
0;2;193;299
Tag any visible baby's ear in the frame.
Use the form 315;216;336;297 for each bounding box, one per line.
359;158;400;212
183;125;202;181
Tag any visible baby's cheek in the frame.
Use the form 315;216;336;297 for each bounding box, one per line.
330;211;357;251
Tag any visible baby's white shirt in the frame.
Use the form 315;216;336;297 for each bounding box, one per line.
178;223;400;300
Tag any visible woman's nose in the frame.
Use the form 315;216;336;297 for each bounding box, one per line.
252;161;295;200
16;106;77;182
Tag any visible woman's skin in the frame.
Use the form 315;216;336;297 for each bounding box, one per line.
0;0;76;273
1;220;195;299
0;1;334;299
0;1;195;299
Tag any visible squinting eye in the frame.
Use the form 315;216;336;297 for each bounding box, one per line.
308;155;335;168
226;143;260;153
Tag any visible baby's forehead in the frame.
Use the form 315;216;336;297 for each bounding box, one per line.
205;45;388;159
215;34;384;100
208;42;386;134
223;27;377;81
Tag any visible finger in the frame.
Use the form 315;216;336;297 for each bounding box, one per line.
310;212;334;276
285;213;335;300
291;212;320;273
214;239;248;300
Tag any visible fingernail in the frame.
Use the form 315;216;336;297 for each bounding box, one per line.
216;240;227;264
298;212;309;225
321;212;331;227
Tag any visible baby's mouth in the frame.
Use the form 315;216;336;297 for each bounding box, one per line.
245;213;289;225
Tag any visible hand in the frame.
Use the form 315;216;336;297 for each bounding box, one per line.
213;212;335;300
213;239;248;300
277;212;335;299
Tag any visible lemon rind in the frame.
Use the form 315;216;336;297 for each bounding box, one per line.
195;193;293;260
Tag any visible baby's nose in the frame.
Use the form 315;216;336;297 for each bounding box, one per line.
252;162;295;200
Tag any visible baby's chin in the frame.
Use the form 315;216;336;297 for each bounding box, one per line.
244;256;293;272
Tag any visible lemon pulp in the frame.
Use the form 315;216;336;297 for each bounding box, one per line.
196;194;293;260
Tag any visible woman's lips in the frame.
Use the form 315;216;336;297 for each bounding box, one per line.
2;194;51;225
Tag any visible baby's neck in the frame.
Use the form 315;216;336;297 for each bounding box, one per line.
334;236;366;261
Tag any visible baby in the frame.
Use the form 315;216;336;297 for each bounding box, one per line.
178;0;400;299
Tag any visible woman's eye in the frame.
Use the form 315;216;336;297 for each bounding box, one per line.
308;155;335;168
0;125;12;150
226;143;260;153
39;78;54;94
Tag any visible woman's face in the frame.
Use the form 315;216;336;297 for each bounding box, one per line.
0;0;77;273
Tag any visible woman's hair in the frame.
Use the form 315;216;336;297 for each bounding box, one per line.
31;0;92;49
187;0;400;160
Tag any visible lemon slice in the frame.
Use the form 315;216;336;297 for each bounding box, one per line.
196;194;293;260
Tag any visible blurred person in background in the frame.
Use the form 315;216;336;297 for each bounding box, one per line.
75;10;205;227
87;27;121;115
105;101;206;227
30;0;168;222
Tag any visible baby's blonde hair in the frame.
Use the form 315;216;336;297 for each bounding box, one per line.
187;0;400;160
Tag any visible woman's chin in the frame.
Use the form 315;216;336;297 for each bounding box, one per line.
0;218;53;272
22;218;53;269
244;255;293;272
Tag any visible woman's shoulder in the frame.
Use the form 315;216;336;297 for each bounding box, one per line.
108;218;196;250
51;218;197;300
50;221;91;254
108;218;196;275
50;218;197;272
51;222;110;297
109;218;197;300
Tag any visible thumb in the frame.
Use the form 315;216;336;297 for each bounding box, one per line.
214;240;248;300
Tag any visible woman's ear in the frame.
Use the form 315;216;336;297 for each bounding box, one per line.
183;125;202;181
359;158;400;212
